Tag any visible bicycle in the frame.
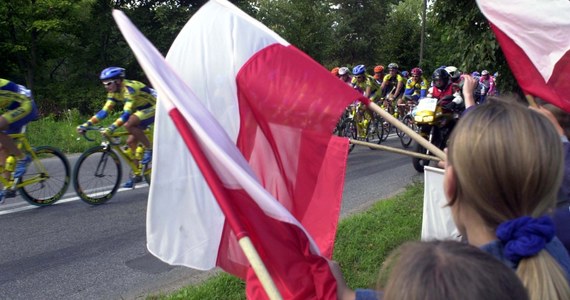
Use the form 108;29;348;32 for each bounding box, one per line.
73;126;152;205
0;127;71;206
396;97;418;148
334;104;358;153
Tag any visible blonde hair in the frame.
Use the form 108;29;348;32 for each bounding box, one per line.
379;240;528;300
447;97;569;300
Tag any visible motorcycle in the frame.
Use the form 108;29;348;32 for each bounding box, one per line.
411;96;460;172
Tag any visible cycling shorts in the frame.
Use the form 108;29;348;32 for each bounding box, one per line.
3;100;39;134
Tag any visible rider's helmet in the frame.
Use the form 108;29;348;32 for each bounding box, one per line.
471;71;481;77
352;65;366;76
432;68;450;89
481;70;489;76
411;67;423;76
401;70;409;78
331;67;340;76
374;65;384;73
445;66;461;81
338;67;350;76
493;72;499;77
100;67;126;80
388;63;399;70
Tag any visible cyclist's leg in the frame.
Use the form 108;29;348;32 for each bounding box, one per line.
125;108;154;149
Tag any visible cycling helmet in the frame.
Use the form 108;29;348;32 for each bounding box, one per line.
411;67;423;76
401;70;409;77
445;66;461;81
471;71;481;77
388;63;399;70
338;67;350;76
352;65;366;76
100;67;125;80
331;67;340;76
494;72;499;77
432;68;450;89
481;70;489;76
374;65;384;73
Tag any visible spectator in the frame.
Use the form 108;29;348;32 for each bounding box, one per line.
330;240;529;300
445;98;570;300
530;103;570;252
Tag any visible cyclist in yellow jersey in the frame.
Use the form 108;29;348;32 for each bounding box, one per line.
373;65;385;85
350;65;379;138
0;79;39;202
399;67;429;117
380;63;405;116
351;65;380;102
77;67;156;188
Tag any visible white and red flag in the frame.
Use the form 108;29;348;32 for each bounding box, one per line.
112;0;364;298
476;0;570;112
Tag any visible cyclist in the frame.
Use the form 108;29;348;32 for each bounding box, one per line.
77;67;156;188
373;65;385;85
399;67;428;117
401;70;409;80
338;67;352;86
0;78;39;202
479;70;495;103
351;65;379;138
331;67;340;77
445;66;462;85
379;63;405;117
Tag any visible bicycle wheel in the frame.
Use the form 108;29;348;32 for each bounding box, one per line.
367;116;382;149
19;146;71;206
399;115;416;148
73;146;122;205
343;120;357;153
381;118;392;142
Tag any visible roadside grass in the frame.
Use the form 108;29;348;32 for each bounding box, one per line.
150;182;424;299
26;109;124;154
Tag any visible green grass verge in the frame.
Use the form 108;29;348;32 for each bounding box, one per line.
149;182;424;299
26;109;128;154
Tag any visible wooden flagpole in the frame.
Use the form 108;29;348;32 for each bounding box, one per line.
365;101;447;160
349;139;441;161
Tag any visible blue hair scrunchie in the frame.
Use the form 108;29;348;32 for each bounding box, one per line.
496;216;555;265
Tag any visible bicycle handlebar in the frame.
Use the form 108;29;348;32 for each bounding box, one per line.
78;126;122;145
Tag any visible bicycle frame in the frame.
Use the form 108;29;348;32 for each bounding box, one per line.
84;128;153;178
0;133;49;189
112;132;151;178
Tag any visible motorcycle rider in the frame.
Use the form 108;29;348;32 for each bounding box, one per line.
428;68;464;112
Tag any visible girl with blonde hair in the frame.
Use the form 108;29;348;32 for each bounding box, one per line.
444;97;570;300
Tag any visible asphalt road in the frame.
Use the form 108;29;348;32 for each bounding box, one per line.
0;134;422;299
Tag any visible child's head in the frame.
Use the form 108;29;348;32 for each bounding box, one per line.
379;240;528;300
444;97;570;300
446;97;563;229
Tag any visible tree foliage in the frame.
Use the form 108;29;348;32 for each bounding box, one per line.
0;0;518;117
429;0;516;93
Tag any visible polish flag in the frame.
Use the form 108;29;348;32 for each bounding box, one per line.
112;0;364;298
476;0;570;112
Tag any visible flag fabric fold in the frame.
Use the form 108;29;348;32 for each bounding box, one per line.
476;0;570;112
112;0;364;298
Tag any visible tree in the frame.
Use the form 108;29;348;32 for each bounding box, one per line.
379;0;423;71
429;0;516;93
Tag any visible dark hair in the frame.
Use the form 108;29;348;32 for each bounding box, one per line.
379;240;529;300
